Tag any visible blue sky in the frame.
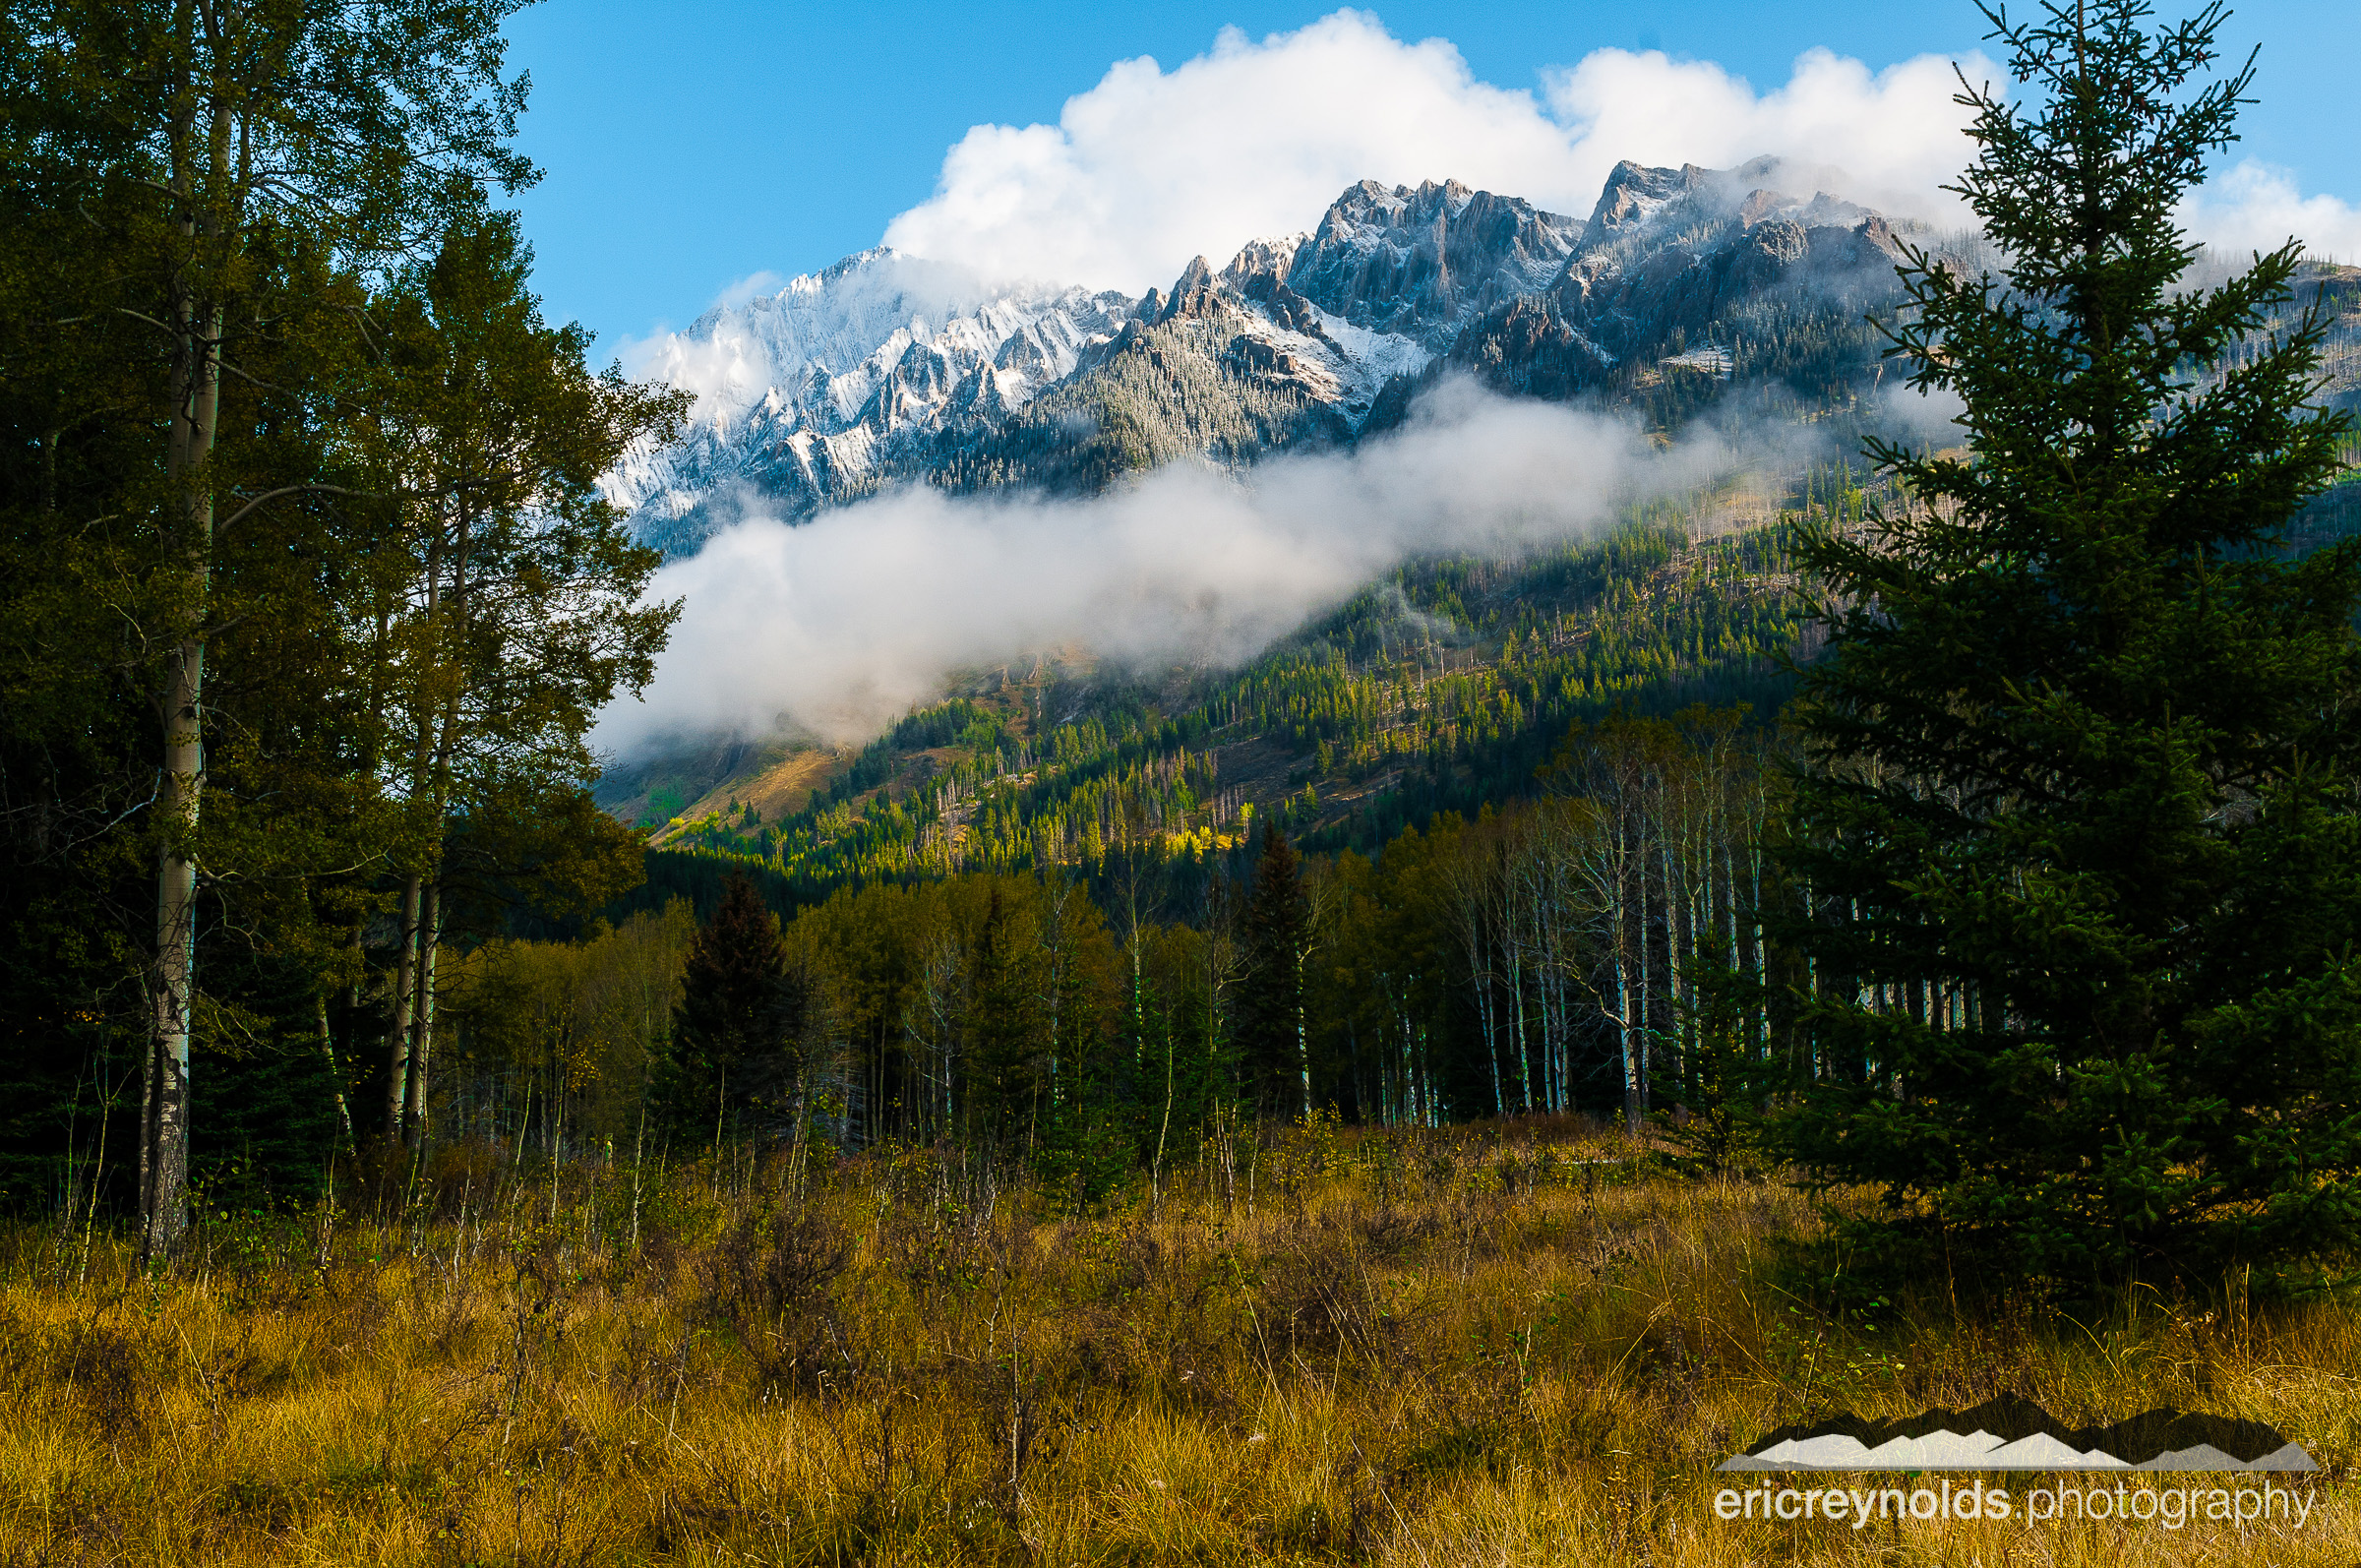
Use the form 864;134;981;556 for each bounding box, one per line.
502;1;2361;357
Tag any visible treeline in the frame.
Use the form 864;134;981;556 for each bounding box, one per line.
0;4;675;1250
445;704;1793;1208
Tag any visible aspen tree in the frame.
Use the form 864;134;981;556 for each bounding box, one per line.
8;0;533;1255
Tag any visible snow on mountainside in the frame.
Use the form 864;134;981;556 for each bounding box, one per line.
608;161;1920;558
604;251;1136;556
1270;178;1581;347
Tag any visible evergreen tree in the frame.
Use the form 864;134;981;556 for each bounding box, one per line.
1777;0;2361;1286
1040;968;1145;1210
1237;826;1311;1119
964;885;1042;1151
669;873;795;1147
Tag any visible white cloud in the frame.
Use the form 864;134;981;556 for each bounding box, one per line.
598;382;1800;752
878;9;2361;295
1541;45;1985;225
610;271;812;387
882;10;1992;294
2183;159;2361;266
710;270;789;311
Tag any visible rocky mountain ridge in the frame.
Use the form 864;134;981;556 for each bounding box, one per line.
607;157;1917;557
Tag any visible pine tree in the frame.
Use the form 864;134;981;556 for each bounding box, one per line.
1777;0;2361;1286
1237;827;1311;1119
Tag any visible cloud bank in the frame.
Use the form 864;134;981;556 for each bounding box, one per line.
597;384;1795;754
2182;160;2361;266
882;10;1988;294
879;9;2361;297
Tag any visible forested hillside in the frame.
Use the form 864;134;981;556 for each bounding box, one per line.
520;461;1820;1168
624;470;1839;887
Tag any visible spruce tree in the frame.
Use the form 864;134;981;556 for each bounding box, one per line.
1237;826;1311;1119
670;874;793;1147
1778;0;2361;1286
964;885;1042;1150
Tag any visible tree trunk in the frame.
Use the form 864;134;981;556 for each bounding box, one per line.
384;873;421;1138
403;879;442;1145
141;268;223;1260
1618;815;1642;1134
1293;943;1310;1119
317;993;356;1155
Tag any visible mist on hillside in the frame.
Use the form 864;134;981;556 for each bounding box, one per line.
595;378;1823;755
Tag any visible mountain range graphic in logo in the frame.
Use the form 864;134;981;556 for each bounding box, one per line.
1718;1396;2318;1472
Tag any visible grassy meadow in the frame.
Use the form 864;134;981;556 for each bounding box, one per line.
3;1121;2354;1566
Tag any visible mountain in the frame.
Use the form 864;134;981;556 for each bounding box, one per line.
604;252;1137;556
1243;176;1582;348
1433;156;1908;410
606;159;1922;557
592;162;2358;893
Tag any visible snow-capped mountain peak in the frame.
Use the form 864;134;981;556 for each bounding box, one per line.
604;249;1134;554
608;161;1921;559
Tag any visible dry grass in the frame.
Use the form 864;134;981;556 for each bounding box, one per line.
648;747;849;844
3;1121;2356;1565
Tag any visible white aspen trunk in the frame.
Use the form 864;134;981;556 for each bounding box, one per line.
1665;825;1686;1084
1529;858;1554;1113
1635;808;1652;1116
1397;981;1415;1127
1507;937;1531;1114
1748;829;1767;1053
1407;1029;1425;1128
1724;835;1741;975
1472;914;1501;1116
385;507;448;1142
1549;863;1574;1113
317;994;355;1155
403;882;442;1145
1530;859;1548;1115
1294;943;1310;1119
141;220;224;1260
1538;863;1564;1114
1395;1007;1410;1128
384;873;421;1138
145;629;205;1260
403;507;473;1151
1615;811;1641;1132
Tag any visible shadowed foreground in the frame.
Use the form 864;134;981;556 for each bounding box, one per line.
3;1121;2354;1565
